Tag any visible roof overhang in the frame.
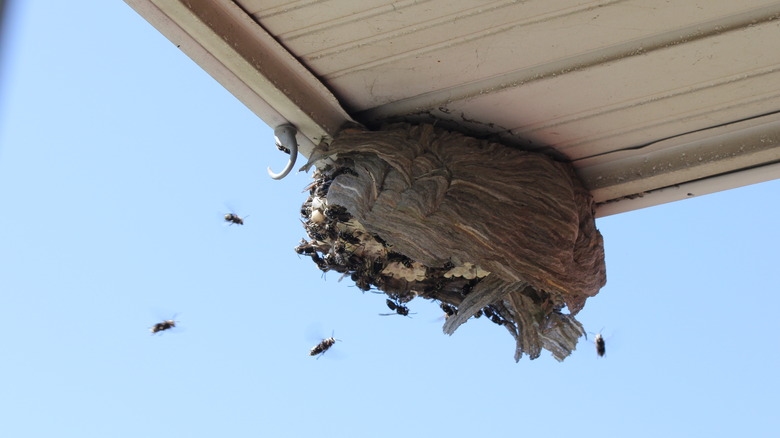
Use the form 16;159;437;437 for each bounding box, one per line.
125;0;780;217
125;0;353;158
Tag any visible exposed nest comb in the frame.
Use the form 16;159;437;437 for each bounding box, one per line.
296;123;606;361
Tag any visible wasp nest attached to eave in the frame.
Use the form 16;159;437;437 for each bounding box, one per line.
296;123;606;361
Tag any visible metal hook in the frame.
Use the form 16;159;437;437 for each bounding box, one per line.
268;124;298;180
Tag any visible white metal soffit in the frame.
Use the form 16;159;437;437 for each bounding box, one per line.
126;0;780;217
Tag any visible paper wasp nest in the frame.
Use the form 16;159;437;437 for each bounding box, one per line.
296;124;606;361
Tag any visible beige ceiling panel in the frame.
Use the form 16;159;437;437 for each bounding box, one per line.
436;20;780;153
579;116;780;202
244;0;405;35
317;0;780;111
237;0;295;13
256;0;482;44
278;0;603;61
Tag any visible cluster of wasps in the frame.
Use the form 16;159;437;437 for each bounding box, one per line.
149;317;342;359
149;317;605;358
147;210;247;334
296;170;487;314
148;207;348;359
294;171;610;360
150;208;349;358
149;319;341;359
440;301;608;358
147;209;247;336
153;191;610;359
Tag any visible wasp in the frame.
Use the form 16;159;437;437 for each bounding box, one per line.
276;143;291;154
310;253;329;272
440;302;458;318
295;239;319;255
594;333;606;357
150;318;177;334
309;333;340;359
461;279;480;296
387;252;413;268
327;205;353;223
224;212;247;225
380;298;414;317
483;307;504;326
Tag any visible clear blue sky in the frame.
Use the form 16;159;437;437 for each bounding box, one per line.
1;2;779;437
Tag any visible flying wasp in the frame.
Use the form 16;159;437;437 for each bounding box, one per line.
224;212;248;226
380;298;414;317
309;333;340;359
586;328;607;357
594;333;606;357
150;318;177;335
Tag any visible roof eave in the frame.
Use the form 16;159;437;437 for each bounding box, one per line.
124;0;353;159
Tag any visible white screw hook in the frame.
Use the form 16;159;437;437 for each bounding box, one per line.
268;124;298;180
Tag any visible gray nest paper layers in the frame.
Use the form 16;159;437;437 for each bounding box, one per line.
297;124;606;361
